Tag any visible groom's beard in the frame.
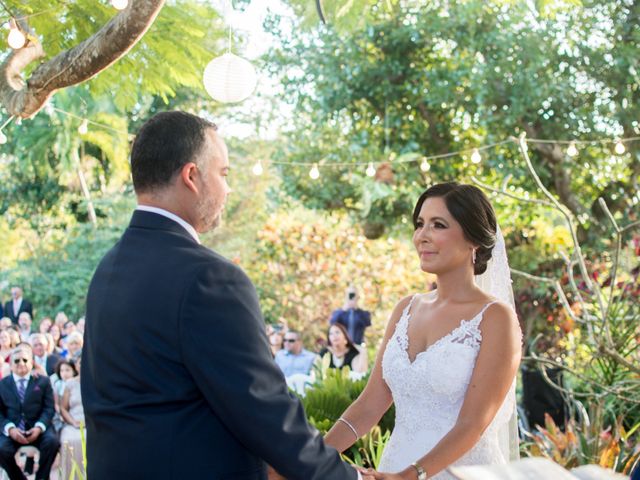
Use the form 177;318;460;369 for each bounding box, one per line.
196;195;223;233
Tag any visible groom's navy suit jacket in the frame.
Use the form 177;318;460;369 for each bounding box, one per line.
82;211;356;480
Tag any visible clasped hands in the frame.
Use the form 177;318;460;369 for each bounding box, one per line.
9;426;42;444
268;464;405;480
355;466;406;479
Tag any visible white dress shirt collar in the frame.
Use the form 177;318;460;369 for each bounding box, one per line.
12;298;22;316
135;205;200;244
12;373;31;384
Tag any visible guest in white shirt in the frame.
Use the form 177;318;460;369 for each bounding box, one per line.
18;313;33;343
29;333;61;376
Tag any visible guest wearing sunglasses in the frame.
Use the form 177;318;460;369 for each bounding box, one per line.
0;344;59;480
274;331;316;378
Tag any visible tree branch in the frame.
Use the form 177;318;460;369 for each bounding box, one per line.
523;124;587;217
0;0;166;118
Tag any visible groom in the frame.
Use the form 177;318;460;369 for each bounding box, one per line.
81;111;364;479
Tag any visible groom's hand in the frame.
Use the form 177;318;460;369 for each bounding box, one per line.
267;464;286;480
357;467;406;480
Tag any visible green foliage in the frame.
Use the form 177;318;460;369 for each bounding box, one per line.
11;0;224;111
1;196;133;319
266;0;639;239
244;207;427;344
300;367;394;467
1;0;227;225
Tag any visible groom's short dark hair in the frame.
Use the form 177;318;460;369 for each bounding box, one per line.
130;111;218;193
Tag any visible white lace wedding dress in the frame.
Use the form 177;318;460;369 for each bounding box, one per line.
378;295;516;479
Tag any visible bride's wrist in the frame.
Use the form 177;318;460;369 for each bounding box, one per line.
399;466;419;480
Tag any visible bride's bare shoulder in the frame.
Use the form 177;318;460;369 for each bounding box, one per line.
387;292;429;326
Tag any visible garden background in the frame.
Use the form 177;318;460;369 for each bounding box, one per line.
0;0;638;474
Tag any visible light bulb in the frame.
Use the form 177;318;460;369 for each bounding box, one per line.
614;140;625;155
366;162;376;177
7;20;26;49
567;142;578;157
420;157;430;172
78;119;88;135
111;0;129;10
471;148;482;164
0;131;6;145
309;164;320;180
252;161;263;176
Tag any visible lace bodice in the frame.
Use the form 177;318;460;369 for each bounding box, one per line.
378;295;515;478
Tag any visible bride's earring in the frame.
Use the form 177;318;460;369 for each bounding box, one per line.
472;248;477;265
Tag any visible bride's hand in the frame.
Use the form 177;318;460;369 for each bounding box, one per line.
368;470;406;480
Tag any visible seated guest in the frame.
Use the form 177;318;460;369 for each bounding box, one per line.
318;324;367;374
29;333;61;376
60;356;85;478
17;313;33;343
64;332;83;360
49;325;63;351
38;318;52;334
274;330;316;378
0;330;15;364
0;344;60;480
76;317;85;335
50;359;78;433
63;320;77;338
0;318;12;331
269;329;284;357
53;312;68;332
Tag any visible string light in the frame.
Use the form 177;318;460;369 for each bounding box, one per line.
309;163;320;180
7;19;26;49
78;119;89;135
567;141;578;157
614;140;625;155
0;116;15;145
420;157;430;172
110;0;129;10
471;148;482;164
252;160;263;176
366;162;376;177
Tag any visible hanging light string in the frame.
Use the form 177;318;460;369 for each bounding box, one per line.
50;107;131;136
1;0;127;52
265;136;639;169
0;4;65;22
0;109;638;174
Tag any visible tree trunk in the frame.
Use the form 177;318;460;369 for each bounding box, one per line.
0;0;166;119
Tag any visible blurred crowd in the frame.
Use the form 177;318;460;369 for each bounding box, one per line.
0;286;85;479
268;286;372;394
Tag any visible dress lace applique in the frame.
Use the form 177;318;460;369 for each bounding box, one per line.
379;298;511;479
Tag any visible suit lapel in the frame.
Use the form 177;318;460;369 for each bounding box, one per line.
24;377;35;401
6;376;19;403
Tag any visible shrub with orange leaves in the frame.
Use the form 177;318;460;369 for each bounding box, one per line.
525;408;640;475
243;209;430;348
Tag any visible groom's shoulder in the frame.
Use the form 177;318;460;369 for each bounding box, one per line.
189;245;251;283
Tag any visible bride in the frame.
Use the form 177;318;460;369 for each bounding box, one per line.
325;182;522;479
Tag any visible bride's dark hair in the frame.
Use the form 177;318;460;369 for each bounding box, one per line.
412;182;497;275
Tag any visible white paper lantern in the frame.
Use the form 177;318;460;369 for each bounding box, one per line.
203;52;257;103
7;20;26;50
111;0;129;10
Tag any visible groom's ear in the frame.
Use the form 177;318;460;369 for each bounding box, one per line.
179;162;199;194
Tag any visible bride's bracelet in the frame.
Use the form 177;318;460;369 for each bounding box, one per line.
337;416;359;441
